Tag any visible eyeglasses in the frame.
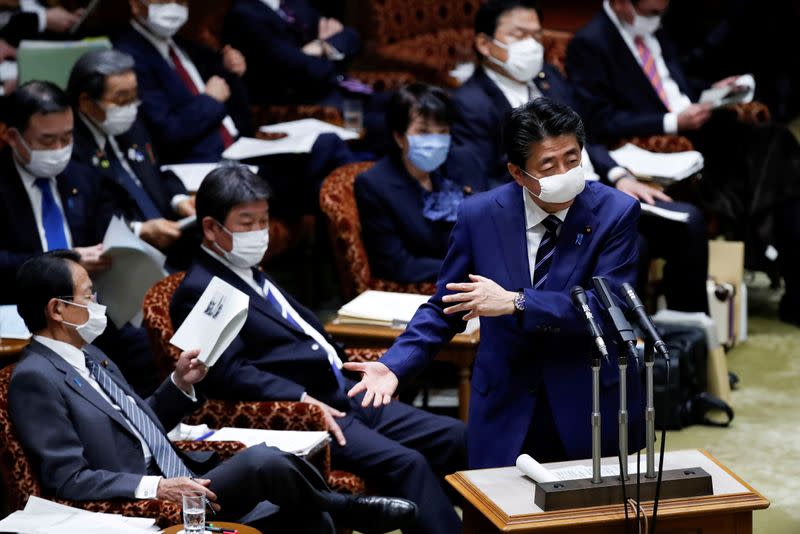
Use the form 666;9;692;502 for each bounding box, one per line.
56;293;98;303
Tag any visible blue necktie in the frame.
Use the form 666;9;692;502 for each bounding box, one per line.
34;178;69;251
252;268;346;389
532;215;562;289
105;146;162;221
85;355;193;479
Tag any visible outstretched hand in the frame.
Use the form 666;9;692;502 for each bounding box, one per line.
343;361;398;408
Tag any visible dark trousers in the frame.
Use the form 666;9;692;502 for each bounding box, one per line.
330;393;466;534
638;200;710;314
205;444;343;534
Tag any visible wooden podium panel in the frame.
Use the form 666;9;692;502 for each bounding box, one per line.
325;321;479;422
447;449;769;533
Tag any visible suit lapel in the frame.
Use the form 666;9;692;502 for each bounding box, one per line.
492;184;532;289
546;187;598;291
1;154;44;254
474;67;512;117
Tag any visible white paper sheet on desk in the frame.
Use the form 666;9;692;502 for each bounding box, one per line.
0;496;157;533
640;203;690;223
170;276;249;367
94;216;167;329
610;143;704;182
259;118;359;146
161;163;259;192
206;427;330;456
699;74;755;108
0;305;31;339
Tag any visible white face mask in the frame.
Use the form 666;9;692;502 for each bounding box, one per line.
144;2;188;39
488;37;544;83
99;102;139;137
214;222;270;269
60;299;108;344
15;136;73;177
629;12;661;36
521;166;586;204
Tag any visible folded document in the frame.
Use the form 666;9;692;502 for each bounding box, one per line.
610;143;704;183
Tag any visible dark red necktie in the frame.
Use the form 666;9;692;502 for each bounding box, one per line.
168;45;235;148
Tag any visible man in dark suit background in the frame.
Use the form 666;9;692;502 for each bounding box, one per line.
451;0;708;313
67;49;198;270
171;166;465;534
9;250;416;534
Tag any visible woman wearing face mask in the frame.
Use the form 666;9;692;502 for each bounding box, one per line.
354;83;467;285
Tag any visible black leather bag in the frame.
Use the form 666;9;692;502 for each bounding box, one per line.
650;323;734;430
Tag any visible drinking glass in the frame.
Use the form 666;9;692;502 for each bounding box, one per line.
182;491;205;534
343;99;364;133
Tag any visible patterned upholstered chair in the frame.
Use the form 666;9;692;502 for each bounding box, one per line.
142;273;374;495
318;162;438;300
0;364;251;527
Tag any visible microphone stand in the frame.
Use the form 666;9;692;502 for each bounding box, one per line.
591;350;602;484
645;342;656;479
617;344;629;482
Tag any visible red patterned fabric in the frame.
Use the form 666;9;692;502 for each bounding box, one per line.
319;162;438;299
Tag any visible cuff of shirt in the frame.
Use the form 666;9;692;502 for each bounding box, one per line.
170;194;190;213
300;392;307;402
170;372;197;402
130;221;143;238
134;475;161;499
607;166;630;184
663;112;678;134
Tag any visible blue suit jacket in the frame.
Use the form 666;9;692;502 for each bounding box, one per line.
355;156;462;284
0;149;112;304
450;64;618;191
9;340;206;500
171;251;349;411
114;28;253;164
224;0;361;105
566;10;708;142
380;181;644;468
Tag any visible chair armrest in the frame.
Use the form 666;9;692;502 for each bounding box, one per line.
349;69;415;92
729;101;771;126
344;347;385;363
615;134;695;153
184;399;328;432
55;498;181;528
251;104;343;128
173;440;247;461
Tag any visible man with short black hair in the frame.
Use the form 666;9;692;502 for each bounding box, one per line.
171;165;466;534
9;250;416;534
348;98;645;468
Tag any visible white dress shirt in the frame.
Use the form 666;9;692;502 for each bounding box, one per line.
602;0;692;134
200;246;344;399
522;189;569;284
131;20;239;140
14;159;73;251
19;0;46;32
259;0;281;10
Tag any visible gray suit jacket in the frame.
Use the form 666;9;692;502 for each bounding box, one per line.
9;340;205;500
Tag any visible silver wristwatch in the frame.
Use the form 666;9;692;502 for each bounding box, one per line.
513;291;526;313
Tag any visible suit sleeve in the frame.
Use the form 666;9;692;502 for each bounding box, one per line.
585;142;618;184
9;369;142;499
354;175;442;283
520;199;640;335
566;35;666;140
325;27;361;59
146;375;203;430
380;203;475;382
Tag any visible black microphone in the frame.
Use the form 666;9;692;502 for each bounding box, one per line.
570;286;609;364
621;283;669;360
591;276;637;344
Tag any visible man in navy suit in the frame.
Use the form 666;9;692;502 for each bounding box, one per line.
9;251;416;534
67;49;198;270
346;99;644;468
450;0;708;313
171;166;465;534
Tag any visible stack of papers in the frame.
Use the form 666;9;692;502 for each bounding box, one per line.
0;496;158;534
170;276;249;367
161;163;258;192
699;74;755;108
337;290;479;334
0;305;31;340
610;143;704;184
223;118;358;160
206;428;330;457
94;217;167;329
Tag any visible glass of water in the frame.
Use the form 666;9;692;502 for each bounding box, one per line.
343;99;364;133
182;492;205;534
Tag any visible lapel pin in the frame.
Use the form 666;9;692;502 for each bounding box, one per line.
101;359;110;368
538;71;546;79
575;234;584;246
71;188;78;195
100;159;110;169
584;225;592;234
73;377;82;387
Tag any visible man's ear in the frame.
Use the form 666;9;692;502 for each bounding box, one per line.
45;298;64;324
475;32;493;59
507;162;525;186
201;216;218;242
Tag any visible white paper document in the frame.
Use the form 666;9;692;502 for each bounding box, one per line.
0;496;157;533
699;74;755;108
639;203;690;223
94;216;168;328
517;453;643;483
610;143;704;183
161;163;259;192
206;427;330;457
170;276;249;367
0;305;31;339
259;118;359;147
337;290;479;334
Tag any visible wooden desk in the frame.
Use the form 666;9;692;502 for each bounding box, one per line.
163;522;261;534
0;338;30;366
447;449;769;533
325;321;479;422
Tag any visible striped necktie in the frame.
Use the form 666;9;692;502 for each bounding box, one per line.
633;35;671;110
532;215;562;289
85;355;193;479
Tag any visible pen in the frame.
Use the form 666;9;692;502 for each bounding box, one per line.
206;525;237;533
194;430;215;441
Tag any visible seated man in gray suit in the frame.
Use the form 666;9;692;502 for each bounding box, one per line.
9;251;415;534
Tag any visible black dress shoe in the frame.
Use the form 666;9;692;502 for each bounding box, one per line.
334;495;417;533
